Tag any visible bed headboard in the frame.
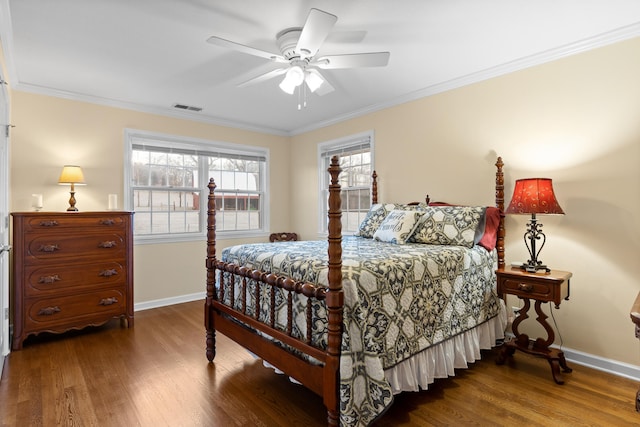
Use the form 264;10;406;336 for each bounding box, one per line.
367;156;505;270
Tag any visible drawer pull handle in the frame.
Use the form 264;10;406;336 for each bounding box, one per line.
100;219;116;226
518;283;534;292
98;241;117;248
38;220;59;227
38;275;61;284
99;297;119;306
99;269;118;277
38;244;60;253
38;306;61;316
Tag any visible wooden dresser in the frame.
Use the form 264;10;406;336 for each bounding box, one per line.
11;211;134;350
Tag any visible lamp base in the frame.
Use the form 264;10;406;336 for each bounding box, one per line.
520;213;551;273
67;189;78;212
517;262;551;273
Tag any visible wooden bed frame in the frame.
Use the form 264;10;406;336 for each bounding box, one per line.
205;156;506;426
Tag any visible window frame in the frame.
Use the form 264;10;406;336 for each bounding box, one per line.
124;129;270;244
317;131;374;236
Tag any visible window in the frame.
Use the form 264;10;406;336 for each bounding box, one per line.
125;130;268;243
318;132;373;234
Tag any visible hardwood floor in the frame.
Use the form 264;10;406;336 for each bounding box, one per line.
1;300;638;426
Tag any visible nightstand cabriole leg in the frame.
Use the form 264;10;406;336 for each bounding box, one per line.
512;297;530;337
533;300;555;350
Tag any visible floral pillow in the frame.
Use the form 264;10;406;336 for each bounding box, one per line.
409;205;485;248
355;203;396;238
373;210;424;244
355;203;427;238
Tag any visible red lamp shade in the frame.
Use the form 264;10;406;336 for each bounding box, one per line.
505;178;564;215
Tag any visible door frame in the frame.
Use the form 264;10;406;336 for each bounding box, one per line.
0;71;10;374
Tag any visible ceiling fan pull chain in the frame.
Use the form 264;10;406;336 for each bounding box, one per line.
303;83;308;109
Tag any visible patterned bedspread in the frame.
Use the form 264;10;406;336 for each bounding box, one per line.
220;236;501;426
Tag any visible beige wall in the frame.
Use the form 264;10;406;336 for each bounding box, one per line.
9;93;291;304
6;36;640;367
291;37;640;365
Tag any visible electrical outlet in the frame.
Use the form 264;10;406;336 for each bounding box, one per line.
511;306;520;316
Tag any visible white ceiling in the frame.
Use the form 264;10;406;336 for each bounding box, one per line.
2;0;640;136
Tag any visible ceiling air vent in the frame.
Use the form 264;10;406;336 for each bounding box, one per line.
173;103;202;112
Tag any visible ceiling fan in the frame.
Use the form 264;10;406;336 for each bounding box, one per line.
206;8;390;99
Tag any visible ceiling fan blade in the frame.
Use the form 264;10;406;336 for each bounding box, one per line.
315;52;390;69
325;30;367;44
296;8;337;59
307;69;334;96
237;67;288;88
206;36;286;63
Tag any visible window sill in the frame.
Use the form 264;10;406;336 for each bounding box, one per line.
134;230;270;245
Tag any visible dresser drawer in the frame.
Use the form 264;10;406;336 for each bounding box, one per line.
23;232;126;263
24;288;127;332
21;214;126;231
24;261;126;297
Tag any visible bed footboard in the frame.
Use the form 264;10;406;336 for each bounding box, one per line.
205;156;344;426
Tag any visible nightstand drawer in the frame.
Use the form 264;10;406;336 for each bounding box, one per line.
500;277;554;300
497;268;571;306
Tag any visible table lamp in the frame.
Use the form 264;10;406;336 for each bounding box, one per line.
505;178;564;273
58;165;86;211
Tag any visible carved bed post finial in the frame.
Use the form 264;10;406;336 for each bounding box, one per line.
325;156;343;426
371;170;378;205
495;157;505;270
205;178;217;362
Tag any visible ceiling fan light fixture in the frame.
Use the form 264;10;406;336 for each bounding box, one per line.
279;65;305;94
287;65;305;86
279;78;296;94
305;71;324;92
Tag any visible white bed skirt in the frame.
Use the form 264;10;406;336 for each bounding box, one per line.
385;301;508;394
259;301;507;392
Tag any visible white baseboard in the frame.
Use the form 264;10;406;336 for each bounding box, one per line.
134;292;205;312
133;293;640;383
559;345;640;382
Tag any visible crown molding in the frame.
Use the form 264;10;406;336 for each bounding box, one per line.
11;81;291;136
290;22;640;135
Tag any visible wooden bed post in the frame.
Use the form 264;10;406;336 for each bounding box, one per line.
371;170;378;204
325;156;343;427
205;178;217;362
495;157;505;271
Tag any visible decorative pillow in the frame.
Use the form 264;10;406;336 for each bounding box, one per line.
355;203;427;238
428;202;501;251
373;210;424;244
409;205;485;248
475;206;500;251
354;203;397;238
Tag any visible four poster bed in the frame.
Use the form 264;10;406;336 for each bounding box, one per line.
205;156;507;426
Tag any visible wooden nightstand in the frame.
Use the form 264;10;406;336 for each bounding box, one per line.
495;267;572;384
